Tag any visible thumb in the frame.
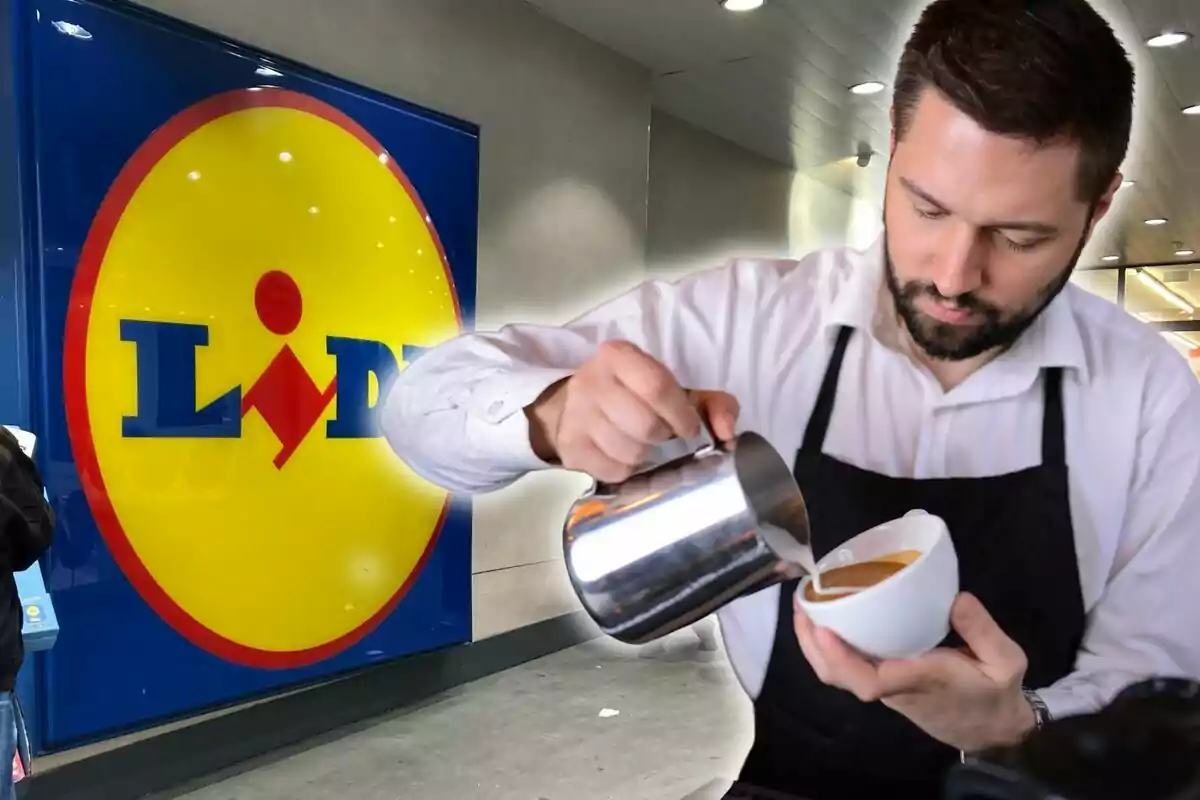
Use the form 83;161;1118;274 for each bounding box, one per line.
694;390;740;442
951;593;1026;681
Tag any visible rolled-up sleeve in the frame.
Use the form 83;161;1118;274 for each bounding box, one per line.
1040;358;1200;719
379;263;748;495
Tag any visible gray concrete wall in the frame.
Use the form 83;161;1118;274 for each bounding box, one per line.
647;108;886;277
648;109;793;270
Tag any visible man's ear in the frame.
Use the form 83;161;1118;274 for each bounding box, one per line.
1087;172;1124;235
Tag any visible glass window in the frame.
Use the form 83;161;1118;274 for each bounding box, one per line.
1073;267;1199;379
1160;329;1200;352
1160;331;1200;380
1124;267;1200;324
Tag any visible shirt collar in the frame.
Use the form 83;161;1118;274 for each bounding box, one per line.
822;233;1091;384
1003;286;1090;383
824;234;886;333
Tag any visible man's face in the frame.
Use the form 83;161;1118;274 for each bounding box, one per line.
884;88;1114;361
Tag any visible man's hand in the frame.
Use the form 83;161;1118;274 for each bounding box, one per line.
525;340;739;483
794;592;1037;752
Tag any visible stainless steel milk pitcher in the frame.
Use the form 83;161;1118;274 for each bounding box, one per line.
562;423;813;644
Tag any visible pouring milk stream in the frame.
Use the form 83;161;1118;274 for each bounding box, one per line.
561;419;958;654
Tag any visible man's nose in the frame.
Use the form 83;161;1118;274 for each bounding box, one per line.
931;225;986;299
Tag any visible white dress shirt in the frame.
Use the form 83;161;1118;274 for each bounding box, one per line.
381;234;1200;721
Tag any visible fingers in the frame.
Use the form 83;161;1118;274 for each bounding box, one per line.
559;436;634;485
870;596;1022;696
584;373;671;472
793;604;883;703
813;626;885;702
598;377;673;446
587;417;649;473
875;651;964;696
696;390;740;442
600;341;700;439
950;593;1027;684
552;340;743;483
793;606;830;679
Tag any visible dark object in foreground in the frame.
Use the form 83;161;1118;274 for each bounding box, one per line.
721;677;1200;800
721;781;808;800
946;677;1200;800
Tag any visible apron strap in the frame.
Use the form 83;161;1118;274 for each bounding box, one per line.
800;325;854;453
801;329;1068;470
1041;367;1066;469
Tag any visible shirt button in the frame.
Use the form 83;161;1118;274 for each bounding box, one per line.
488;400;505;417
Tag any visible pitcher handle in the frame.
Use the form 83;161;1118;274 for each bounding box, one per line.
637;422;717;474
585;408;720;497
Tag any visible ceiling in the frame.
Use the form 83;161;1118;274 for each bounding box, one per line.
524;0;1200;269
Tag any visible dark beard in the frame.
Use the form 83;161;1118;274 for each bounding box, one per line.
884;213;1093;362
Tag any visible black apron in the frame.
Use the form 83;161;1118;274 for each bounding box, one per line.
736;325;1087;800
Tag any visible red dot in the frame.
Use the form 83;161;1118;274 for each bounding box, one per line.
255;271;302;335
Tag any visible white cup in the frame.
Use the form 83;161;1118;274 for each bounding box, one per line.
795;510;959;661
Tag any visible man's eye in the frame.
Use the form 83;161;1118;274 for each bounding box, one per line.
915;207;948;220
1000;235;1046;253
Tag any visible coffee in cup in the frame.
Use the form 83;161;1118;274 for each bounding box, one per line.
802;548;923;602
796;510;959;660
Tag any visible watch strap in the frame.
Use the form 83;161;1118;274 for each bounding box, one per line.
1023;688;1051;729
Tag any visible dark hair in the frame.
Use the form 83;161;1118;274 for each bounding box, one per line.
893;0;1135;202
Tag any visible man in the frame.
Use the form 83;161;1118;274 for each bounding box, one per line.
381;0;1200;797
0;428;53;799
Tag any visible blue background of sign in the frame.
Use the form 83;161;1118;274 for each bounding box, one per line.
2;0;479;751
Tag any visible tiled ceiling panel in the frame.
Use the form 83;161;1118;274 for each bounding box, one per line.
524;0;1200;267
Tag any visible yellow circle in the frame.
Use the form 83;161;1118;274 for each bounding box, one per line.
79;96;460;661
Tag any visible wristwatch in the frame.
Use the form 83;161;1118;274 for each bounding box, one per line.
1023;688;1052;730
960;689;1052;764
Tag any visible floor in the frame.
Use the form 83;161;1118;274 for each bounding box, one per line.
156;629;754;800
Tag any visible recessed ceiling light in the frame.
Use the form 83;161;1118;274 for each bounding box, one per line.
1184;105;1200;115
719;0;764;10
1102;255;1120;262
1145;217;1169;225
850;81;886;95
1177;249;1196;257
1147;32;1191;48
1119;180;1135;189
